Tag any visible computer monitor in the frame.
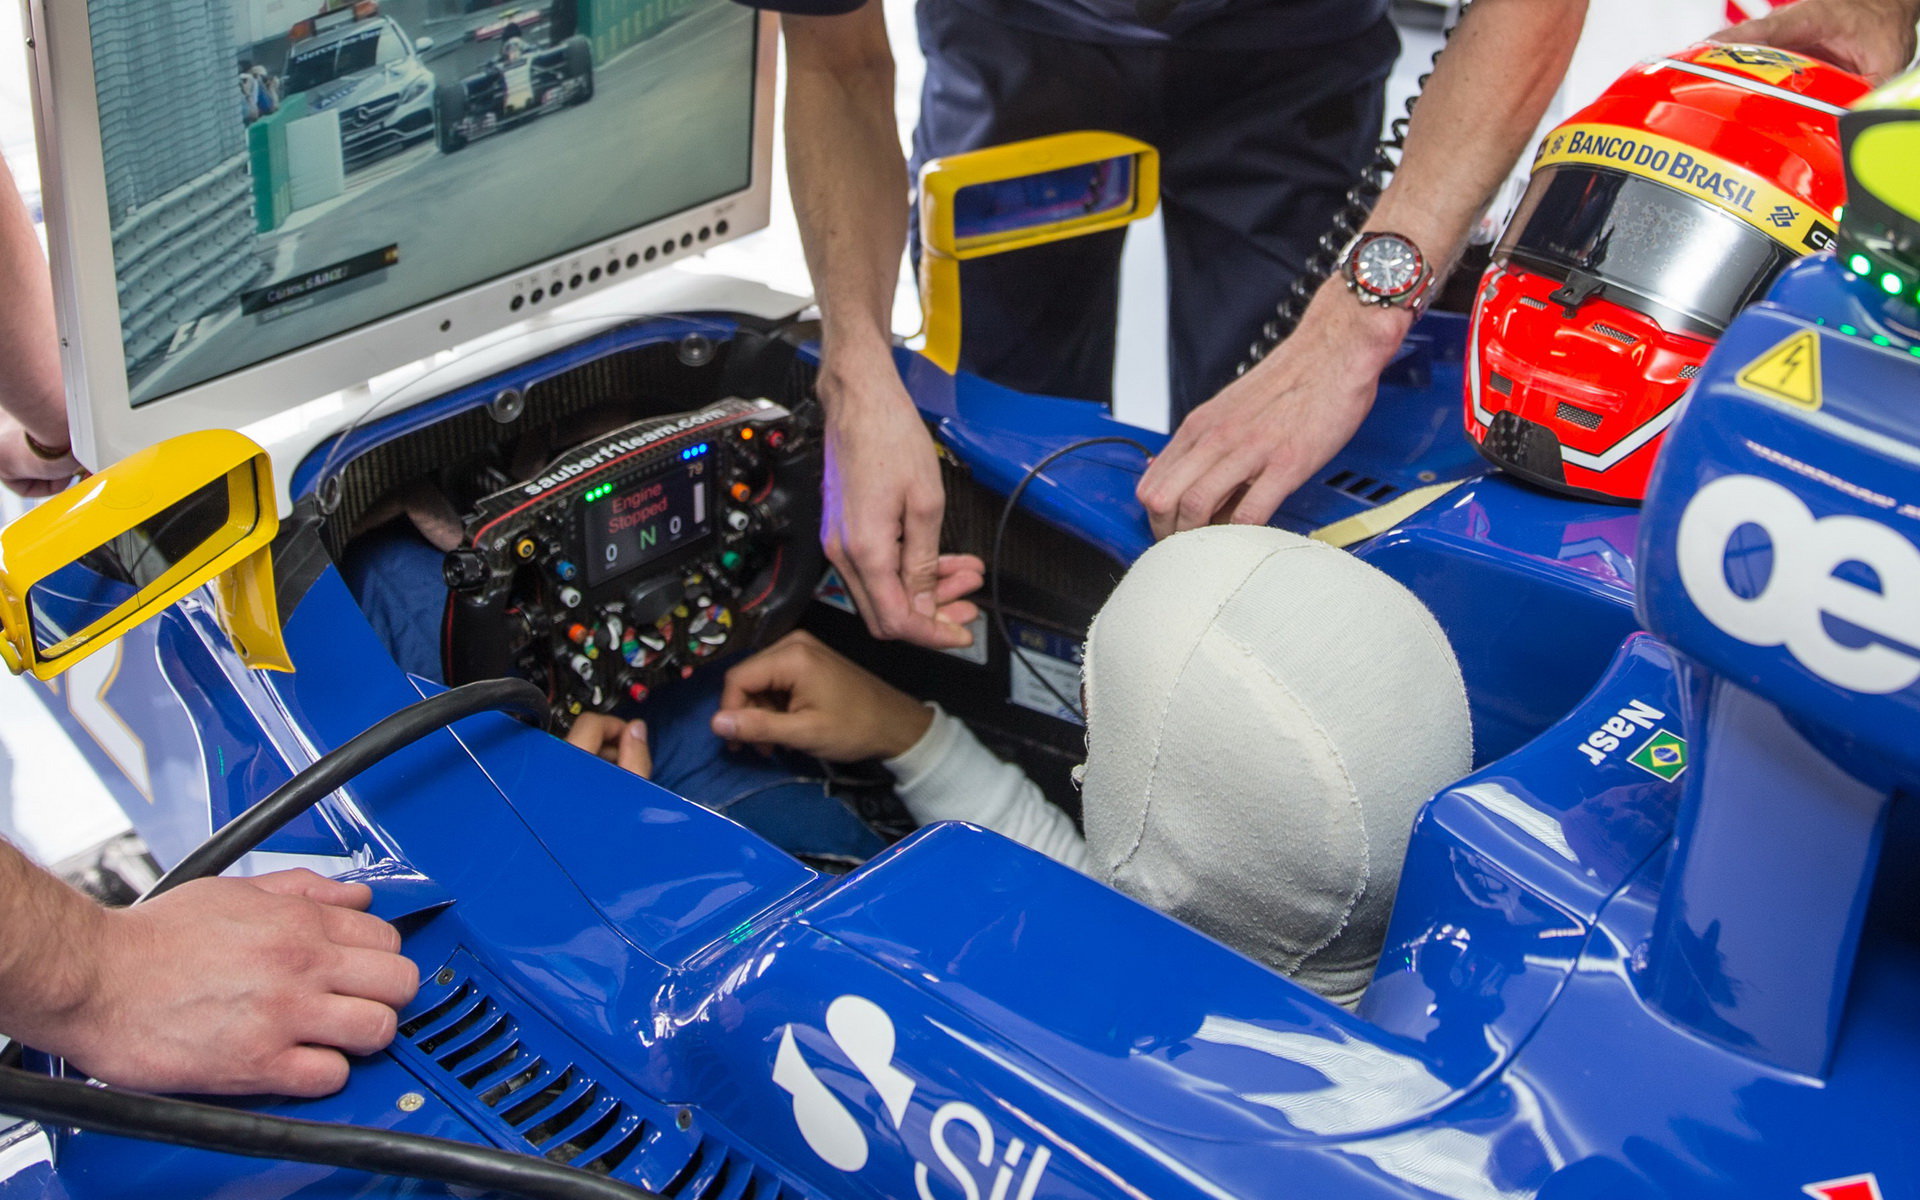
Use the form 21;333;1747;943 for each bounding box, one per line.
23;0;777;468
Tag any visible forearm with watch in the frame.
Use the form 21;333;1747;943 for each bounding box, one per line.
1306;0;1589;355
1134;0;1588;537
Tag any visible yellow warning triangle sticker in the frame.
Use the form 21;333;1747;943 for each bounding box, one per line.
1736;330;1823;411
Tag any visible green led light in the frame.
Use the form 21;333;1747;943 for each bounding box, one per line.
1874;335;1892;347
1815;317;1827;325
1882;272;1905;296
1910;346;1920;358
1840;324;1859;336
1850;253;1873;275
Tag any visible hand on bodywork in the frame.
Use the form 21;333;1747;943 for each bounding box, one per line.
784;5;983;648
1717;0;1920;83
1136;0;1587;539
0;851;418;1097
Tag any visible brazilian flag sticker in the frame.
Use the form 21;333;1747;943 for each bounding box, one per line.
1629;729;1688;782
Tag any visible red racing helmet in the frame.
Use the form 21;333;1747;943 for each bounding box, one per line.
1464;42;1869;503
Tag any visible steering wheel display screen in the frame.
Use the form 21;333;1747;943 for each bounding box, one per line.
583;454;713;586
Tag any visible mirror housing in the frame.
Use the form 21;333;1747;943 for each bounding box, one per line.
0;430;292;680
918;131;1160;373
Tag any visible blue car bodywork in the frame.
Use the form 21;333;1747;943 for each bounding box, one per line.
5;256;1917;1199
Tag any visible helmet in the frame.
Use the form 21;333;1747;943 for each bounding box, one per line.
1465;43;1870;504
1837;66;1920;314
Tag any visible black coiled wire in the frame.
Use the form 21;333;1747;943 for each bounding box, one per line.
1236;2;1471;374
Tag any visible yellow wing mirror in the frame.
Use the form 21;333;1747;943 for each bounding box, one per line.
918;131;1160;373
0;430;292;680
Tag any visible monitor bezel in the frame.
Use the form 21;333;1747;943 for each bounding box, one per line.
23;0;779;470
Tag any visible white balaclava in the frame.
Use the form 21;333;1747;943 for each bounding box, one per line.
1078;526;1471;1007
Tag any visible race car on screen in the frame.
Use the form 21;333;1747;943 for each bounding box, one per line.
434;32;594;154
282;1;440;171
470;6;552;41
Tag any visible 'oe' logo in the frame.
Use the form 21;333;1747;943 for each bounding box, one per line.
1677;473;1920;694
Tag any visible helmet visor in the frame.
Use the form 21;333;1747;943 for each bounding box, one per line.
1497;165;1799;336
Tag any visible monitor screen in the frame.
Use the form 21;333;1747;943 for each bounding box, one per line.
65;0;760;410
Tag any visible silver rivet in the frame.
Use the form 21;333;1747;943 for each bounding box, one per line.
676;1109;692;1131
435;968;455;986
1418;471;1437;483
397;1093;425;1113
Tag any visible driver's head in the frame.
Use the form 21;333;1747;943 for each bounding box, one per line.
1077;526;1470;1006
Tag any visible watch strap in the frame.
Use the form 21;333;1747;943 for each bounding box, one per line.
22;430;71;461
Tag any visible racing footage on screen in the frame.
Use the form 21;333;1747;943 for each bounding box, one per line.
84;0;756;407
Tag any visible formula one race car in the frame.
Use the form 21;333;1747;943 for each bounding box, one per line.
471;6;552;41
4;64;1920;1200
435;33;594;154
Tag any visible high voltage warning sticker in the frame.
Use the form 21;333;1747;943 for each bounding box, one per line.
1737;330;1823;411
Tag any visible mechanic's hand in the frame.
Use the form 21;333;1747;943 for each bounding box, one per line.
821;372;984;648
0;415;78;498
1717;0;1919;83
565;713;652;778
711;629;933;762
43;869;417;1097
1136;286;1410;540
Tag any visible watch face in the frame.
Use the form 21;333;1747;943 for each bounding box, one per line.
1353;236;1422;298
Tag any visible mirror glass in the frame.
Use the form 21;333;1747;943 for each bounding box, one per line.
953;156;1137;243
27;476;251;658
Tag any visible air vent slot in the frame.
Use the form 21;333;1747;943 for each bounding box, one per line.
1323;470;1401;507
398;959;801;1193
1489;372;1515;396
1590;322;1639;345
1555;402;1604;431
1679;363;1702;380
1518;295;1549;310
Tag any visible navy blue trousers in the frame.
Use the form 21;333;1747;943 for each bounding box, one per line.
911;0;1397;420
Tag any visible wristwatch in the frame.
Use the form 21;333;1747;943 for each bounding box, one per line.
1338;231;1436;318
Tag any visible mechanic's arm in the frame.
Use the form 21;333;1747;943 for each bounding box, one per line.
0;152;79;497
783;7;983;649
711;632;1087;865
0;842;417;1097
1719;0;1920;83
1135;0;1586;538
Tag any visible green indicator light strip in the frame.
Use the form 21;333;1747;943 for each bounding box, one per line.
1874;335;1892;347
1882;273;1905;296
1841;324;1860;336
1850;254;1872;275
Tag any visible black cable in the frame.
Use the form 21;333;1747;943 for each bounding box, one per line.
147;677;548;899
0;1066;657;1200
990;437;1152;720
1235;1;1472;373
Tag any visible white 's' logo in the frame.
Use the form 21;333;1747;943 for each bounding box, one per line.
774;995;912;1172
774;995;1054;1199
1677;474;1920;694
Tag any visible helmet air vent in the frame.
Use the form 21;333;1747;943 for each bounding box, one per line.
1591;322;1640;345
1555;402;1606;430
